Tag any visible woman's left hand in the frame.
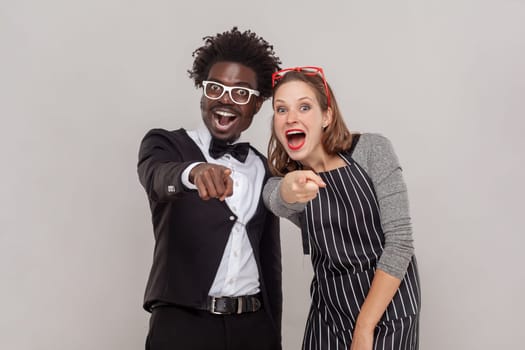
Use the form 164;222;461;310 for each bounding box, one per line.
349;269;401;350
350;326;374;350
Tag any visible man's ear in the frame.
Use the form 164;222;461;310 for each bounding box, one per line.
254;97;264;114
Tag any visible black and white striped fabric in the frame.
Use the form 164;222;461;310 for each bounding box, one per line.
300;153;421;350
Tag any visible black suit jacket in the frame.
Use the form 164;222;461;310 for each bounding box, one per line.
137;128;282;335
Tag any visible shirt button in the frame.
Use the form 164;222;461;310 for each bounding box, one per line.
229;216;235;221
234;251;239;257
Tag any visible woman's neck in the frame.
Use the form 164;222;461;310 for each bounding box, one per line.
301;152;346;173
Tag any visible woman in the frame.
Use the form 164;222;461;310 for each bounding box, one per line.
263;67;421;350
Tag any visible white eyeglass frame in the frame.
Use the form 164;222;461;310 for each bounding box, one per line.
202;80;260;105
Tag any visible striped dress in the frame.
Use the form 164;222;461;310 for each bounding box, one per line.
300;151;421;350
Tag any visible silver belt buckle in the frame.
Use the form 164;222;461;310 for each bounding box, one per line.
210;296;223;315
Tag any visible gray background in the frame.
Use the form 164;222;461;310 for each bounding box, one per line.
1;0;524;349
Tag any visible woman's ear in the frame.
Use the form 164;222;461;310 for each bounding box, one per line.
323;107;333;129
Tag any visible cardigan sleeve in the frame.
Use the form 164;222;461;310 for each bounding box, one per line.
355;134;415;280
262;177;305;227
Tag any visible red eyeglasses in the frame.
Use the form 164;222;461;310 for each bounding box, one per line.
271;66;331;107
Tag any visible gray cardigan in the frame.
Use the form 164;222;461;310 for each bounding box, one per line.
263;133;415;280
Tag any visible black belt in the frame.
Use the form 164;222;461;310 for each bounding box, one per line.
151;294;262;315
205;294;262;315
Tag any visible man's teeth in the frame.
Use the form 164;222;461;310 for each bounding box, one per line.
287;130;304;135
215;110;236;117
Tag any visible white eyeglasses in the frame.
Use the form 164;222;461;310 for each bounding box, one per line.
202;81;260;105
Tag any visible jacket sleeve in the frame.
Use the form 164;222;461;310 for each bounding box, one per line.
137;129;196;202
365;134;415;280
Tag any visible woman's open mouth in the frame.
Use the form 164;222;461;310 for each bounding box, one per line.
286;129;306;150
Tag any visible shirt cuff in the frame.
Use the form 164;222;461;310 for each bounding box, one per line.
181;162;203;190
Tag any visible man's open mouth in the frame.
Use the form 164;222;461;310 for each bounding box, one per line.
213;109;237;130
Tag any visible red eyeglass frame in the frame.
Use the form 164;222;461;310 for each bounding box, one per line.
271;66;331;107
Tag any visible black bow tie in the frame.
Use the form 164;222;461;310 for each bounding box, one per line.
209;138;250;163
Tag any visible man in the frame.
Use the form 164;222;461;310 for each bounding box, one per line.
137;27;282;350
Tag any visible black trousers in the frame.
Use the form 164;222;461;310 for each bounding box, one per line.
146;304;279;350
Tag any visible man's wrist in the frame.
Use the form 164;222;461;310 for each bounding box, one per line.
181;162;202;189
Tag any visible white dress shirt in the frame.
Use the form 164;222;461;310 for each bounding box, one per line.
181;126;265;297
